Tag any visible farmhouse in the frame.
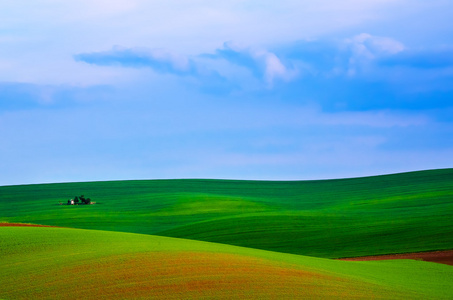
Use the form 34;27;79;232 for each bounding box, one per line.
66;195;93;205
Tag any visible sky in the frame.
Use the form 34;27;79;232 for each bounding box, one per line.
1;0;453;185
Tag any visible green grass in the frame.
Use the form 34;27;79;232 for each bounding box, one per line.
1;168;453;258
1;226;452;299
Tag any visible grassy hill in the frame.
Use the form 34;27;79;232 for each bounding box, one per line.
1;226;452;299
1;168;452;258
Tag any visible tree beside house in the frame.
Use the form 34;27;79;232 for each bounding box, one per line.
66;195;92;205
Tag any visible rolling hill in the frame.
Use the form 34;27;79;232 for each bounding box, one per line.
1;169;452;258
1;226;452;299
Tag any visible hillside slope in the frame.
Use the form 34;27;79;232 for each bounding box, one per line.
1;226;452;299
1;169;452;258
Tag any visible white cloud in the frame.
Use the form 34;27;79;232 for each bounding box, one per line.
1;0;445;86
258;51;297;86
345;33;405;75
208;43;298;87
147;48;191;73
350;33;405;57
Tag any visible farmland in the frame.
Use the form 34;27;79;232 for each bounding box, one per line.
1;226;452;299
1;169;452;258
1;168;453;298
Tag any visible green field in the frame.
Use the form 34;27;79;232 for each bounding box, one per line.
1;169;452;299
1;169;452;258
1;226;452;299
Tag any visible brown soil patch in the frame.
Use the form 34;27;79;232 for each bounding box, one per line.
18;252;401;300
0;223;58;228
339;250;453;266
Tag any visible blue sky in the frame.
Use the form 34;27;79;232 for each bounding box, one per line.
1;1;453;185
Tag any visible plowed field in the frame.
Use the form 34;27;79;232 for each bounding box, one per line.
340;250;453;266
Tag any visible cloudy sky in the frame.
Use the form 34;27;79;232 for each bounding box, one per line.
1;1;453;185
